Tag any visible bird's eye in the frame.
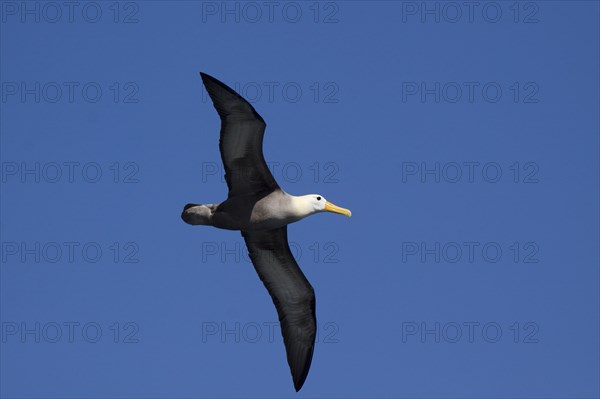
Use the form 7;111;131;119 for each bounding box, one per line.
316;196;321;201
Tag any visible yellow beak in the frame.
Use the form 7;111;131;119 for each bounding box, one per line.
324;201;352;217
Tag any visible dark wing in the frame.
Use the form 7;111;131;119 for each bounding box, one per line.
242;227;316;392
200;72;279;197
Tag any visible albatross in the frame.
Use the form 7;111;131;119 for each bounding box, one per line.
181;72;351;391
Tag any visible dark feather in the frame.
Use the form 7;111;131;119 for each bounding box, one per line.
242;227;316;391
200;72;279;197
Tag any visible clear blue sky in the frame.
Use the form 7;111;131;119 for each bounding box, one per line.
1;1;599;397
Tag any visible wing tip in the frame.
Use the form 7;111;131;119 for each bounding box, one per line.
198;71;266;124
199;71;222;88
291;352;313;392
294;376;307;392
289;339;315;392
199;71;211;82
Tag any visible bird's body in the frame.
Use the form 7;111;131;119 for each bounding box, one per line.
182;73;350;391
184;190;333;231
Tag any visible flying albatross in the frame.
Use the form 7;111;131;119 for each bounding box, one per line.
181;72;351;391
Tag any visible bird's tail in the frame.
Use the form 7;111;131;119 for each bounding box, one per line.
181;203;217;226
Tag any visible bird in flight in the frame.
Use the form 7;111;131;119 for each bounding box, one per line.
182;72;351;391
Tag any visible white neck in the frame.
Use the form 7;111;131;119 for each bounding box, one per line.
288;195;318;219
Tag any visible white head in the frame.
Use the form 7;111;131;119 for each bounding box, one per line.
291;194;352;219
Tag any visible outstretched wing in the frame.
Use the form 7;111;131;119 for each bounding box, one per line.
200;72;279;197
242;227;316;392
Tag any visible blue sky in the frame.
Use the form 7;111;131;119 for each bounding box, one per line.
1;1;599;397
